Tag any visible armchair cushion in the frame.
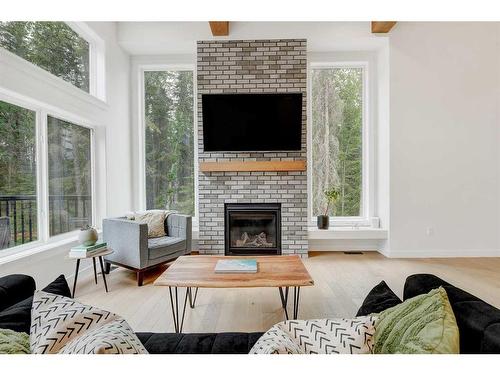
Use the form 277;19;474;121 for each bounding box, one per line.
132;210;171;238
148;237;186;260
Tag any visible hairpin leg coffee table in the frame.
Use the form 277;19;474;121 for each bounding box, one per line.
154;255;314;333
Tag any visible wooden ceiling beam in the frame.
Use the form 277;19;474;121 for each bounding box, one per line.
209;21;229;36
371;21;397;33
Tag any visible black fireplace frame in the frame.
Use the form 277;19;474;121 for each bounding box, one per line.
224;203;281;256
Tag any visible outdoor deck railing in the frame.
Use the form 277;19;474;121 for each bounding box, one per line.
0;195;91;248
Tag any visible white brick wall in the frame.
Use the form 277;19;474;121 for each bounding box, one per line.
197;39;308;257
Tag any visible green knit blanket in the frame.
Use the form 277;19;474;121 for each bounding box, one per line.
0;328;31;354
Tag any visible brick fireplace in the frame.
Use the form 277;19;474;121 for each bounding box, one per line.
197;39;308;257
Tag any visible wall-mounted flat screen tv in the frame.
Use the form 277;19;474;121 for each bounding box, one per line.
202;93;302;152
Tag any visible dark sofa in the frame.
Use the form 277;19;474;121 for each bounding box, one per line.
1;273;499;353
0;274;261;354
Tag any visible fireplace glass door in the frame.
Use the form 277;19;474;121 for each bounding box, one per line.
225;203;281;255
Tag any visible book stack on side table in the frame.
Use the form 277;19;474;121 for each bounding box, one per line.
69;242;107;258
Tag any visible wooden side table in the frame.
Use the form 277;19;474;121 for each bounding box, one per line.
69;249;113;298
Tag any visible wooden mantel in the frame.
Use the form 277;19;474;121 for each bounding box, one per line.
199;160;306;173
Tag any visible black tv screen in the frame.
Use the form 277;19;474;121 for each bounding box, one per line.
202;93;302;152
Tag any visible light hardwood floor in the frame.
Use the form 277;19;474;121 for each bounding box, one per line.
76;252;500;333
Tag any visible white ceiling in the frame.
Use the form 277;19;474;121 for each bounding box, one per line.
115;21;389;55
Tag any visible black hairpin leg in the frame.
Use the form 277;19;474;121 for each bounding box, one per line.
92;258;98;284
168;287;190;333
98;256;109;293
72;259;80;298
188;287;198;308
293;287;301;319
279;286;290;320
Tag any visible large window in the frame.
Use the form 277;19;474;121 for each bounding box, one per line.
143;70;195;215
48;116;92;236
0;22;90;92
0;100;37;249
311;66;364;218
0;96;94;253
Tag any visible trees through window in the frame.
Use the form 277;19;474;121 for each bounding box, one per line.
0;100;37;249
311;66;364;218
48;116;92;236
0;98;93;252
144;70;195;216
0;22;90;92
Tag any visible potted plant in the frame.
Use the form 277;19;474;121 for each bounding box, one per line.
317;187;340;230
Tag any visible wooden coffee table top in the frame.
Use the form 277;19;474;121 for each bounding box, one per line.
154;255;314;288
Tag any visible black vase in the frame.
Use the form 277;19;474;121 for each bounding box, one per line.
317;215;329;230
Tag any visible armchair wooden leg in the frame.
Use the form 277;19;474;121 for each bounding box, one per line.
137;271;144;287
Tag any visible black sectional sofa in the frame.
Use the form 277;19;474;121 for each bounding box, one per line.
1;273;499;353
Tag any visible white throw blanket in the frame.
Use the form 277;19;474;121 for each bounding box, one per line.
250;316;377;354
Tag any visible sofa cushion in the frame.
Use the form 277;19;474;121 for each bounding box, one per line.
148;236;186;260
250;316;377;354
404;274;500;353
373;287;460;354
404;274;477;304
0;274;36;312
356;281;402;317
0;328;30;354
136;332;263;354
0;275;71;334
482;323;500;353
31;291;147;354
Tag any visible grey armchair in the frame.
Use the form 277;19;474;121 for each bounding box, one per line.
102;213;192;286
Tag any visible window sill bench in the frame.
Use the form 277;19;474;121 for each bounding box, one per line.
307;227;388;240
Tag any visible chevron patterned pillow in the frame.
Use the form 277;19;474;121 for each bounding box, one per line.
250;316;378;354
30;291;147;354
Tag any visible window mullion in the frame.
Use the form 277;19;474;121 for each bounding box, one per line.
37;111;50;242
90;128;97;228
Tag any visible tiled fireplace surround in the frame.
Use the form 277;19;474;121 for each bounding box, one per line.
197;39;308;257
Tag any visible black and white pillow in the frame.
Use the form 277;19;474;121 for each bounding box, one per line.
30;291;147;354
250;316;377;354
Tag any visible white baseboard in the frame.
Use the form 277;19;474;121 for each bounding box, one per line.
380;248;500;258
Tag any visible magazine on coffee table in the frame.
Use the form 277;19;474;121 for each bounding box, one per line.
214;259;258;273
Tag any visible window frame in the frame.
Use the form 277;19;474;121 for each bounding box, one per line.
137;63;198;223
0;90;97;258
307;60;374;227
0;22;106;102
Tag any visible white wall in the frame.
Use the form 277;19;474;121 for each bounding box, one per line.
388;22;500;257
0;22;132;286
87;22;133;217
117;21;387;55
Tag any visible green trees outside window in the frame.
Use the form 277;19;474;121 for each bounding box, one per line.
0;100;93;250
144;71;195;216
0;22;90;92
311;67;364;217
0;100;37;249
47;117;92;236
